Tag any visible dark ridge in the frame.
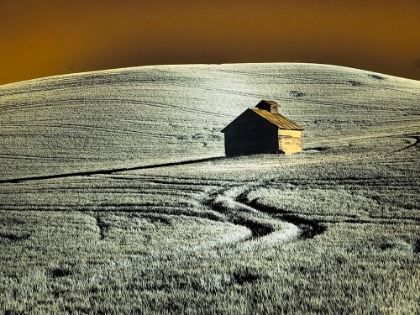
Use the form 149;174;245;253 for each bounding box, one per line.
379;241;413;253
245;194;420;229
367;73;386;80
201;197;227;213
201;195;273;238
237;193;326;240
95;215;110;240
348;80;363;86
289;91;305;97
394;135;420;152
304;146;328;152
232;267;263;285
0;156;225;185
0;231;31;242
139;214;173;225
231;217;274;238
49;267;72;278
280;214;327;239
414;240;420;254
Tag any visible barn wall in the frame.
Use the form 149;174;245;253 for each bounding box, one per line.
224;110;278;157
278;130;302;154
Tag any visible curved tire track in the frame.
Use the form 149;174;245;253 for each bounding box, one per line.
201;184;324;251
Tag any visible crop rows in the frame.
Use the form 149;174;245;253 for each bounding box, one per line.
1;63;420;313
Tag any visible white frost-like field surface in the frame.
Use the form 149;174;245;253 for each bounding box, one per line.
1;63;419;314
1;63;419;179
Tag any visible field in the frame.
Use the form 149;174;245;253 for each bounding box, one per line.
1;63;419;314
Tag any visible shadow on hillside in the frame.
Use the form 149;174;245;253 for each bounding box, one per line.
0;156;225;184
393;135;420;152
235;191;327;240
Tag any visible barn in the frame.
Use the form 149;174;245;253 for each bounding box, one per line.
221;100;304;157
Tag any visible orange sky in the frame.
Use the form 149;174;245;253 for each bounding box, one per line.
1;0;420;85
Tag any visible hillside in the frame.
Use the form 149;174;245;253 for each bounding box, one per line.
1;63;419;314
1;63;419;180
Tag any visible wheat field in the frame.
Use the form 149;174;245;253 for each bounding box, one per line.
1;63;419;314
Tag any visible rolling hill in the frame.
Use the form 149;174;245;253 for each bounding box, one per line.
1;63;419;180
1;63;419;314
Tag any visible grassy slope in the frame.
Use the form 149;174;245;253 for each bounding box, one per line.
0;63;419;314
1;63;419;179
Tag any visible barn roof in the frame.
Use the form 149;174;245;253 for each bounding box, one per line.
249;108;304;130
221;100;304;133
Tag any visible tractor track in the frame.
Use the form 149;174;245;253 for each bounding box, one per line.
0;156;325;278
85;183;308;281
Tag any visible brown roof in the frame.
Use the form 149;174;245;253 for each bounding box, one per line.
249;108;304;130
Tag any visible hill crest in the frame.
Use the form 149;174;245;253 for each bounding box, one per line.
1;63;419;179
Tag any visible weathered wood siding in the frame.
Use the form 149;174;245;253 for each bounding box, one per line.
224;110;278;157
278;129;302;154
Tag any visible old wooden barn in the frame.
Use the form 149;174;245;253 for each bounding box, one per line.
221;100;304;157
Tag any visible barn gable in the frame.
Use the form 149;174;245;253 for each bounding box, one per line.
221;109;279;157
221;108;273;133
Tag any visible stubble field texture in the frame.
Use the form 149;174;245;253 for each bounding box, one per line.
0;63;419;314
